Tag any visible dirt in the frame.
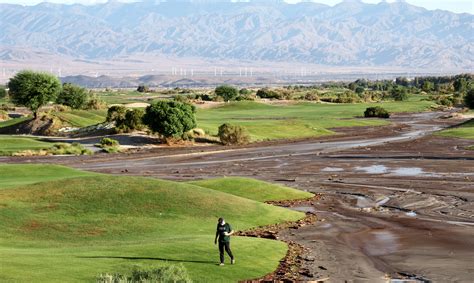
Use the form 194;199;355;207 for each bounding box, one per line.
2;110;473;282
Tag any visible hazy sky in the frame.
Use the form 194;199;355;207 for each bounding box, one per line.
0;0;472;14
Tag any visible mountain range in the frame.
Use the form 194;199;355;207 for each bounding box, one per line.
0;0;473;73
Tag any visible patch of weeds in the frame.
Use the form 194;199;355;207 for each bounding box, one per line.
96;137;122;153
97;264;192;283
12;142;92;156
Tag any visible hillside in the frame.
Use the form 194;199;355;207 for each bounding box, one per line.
0;0;472;71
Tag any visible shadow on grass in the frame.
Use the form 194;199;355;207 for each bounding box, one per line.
77;256;215;264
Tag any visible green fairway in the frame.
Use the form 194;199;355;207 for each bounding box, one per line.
189;177;313;202
196;99;434;141
0;164;304;282
52;109;107;127
0;135;56;155
437;119;474;140
0;116;31;128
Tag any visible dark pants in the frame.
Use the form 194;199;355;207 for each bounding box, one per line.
218;241;234;263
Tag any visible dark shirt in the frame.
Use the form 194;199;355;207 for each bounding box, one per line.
216;223;232;243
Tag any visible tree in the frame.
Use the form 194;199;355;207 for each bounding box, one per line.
143;101;196;138
390;86;408;101
465;88;474;109
56;83;88;109
106;105;127;123
137;85;149;93
124;108;145;131
218;123;250;145
364;106;390;118
215;85;238;102
422;81;434;92
454;78;467;93
0;86;6;99
355;86;365;95
7;70;61;118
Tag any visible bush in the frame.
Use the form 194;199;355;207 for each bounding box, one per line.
364;106;390;118
137;85;149;93
304;92;319;101
390;86;409;101
0;110;9;121
86;94;107;110
124;108;145;131
335;92;360;103
256;88;281;99
464;88;474;109
174;94;190;103
215;85;238;102
100;137;119;147
0;86;6;99
106;105;127;123
218;123;250;145
56;83;88;109
143;101;196;139
97;264;192;283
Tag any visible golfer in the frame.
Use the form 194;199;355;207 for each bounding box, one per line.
214;217;235;266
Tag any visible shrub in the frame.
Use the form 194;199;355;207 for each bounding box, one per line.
97;264;192;283
124;108;145;131
56;83;88;109
335;92;360;103
106;105;127;123
364;106;390;118
100;137;119;147
86;94;107;110
143;101;196;139
464;88;474;109
239;88;251;95
390;86;409;101
256;88;281;99
215;85;238;102
0;110;9;121
218;123;250;145
0;86;6;99
304;92;319;101
137;85;149;93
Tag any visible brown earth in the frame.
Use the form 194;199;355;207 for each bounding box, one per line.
1;110;473;282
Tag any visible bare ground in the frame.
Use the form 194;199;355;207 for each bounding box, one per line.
2;111;473;282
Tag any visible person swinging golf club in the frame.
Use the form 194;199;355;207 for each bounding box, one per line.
215;217;235;266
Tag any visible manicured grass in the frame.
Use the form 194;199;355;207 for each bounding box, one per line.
52;109;107;127
0;164;99;189
0;116;31;128
0;135;56;155
0;165;304;282
437;119;474;140
196;99;434;141
189;177;313;202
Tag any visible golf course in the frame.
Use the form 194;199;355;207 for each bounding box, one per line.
0;164;312;282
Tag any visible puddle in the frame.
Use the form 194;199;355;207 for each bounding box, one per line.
363;230;400;256
406;211;417;217
321;167;344;172
290;206;316;213
391;167;424;176
355;165;388;174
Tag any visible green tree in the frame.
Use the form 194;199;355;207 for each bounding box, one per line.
137;85;149;93
355;86;365;95
7;70;61;118
124;108;145;131
56;83;88;109
454;78;467;93
143;101;196;138
390;86;409;101
106;105;127;124
464;88;474;109
422;81;434;92
0;86;6;99
215;85;238;102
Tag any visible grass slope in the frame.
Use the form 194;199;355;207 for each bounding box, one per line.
52;109;107;127
0;117;31;128
0;165;304;282
0;135;56;155
0;164;99;189
197;99;433;141
437;119;474;140
189;177;313;202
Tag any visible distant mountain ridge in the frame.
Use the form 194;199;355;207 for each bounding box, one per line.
1;0;473;71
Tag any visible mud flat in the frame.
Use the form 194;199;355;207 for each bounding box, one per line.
2;111;473;281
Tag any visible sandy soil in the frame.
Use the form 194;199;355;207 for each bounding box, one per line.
2;111;473;282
